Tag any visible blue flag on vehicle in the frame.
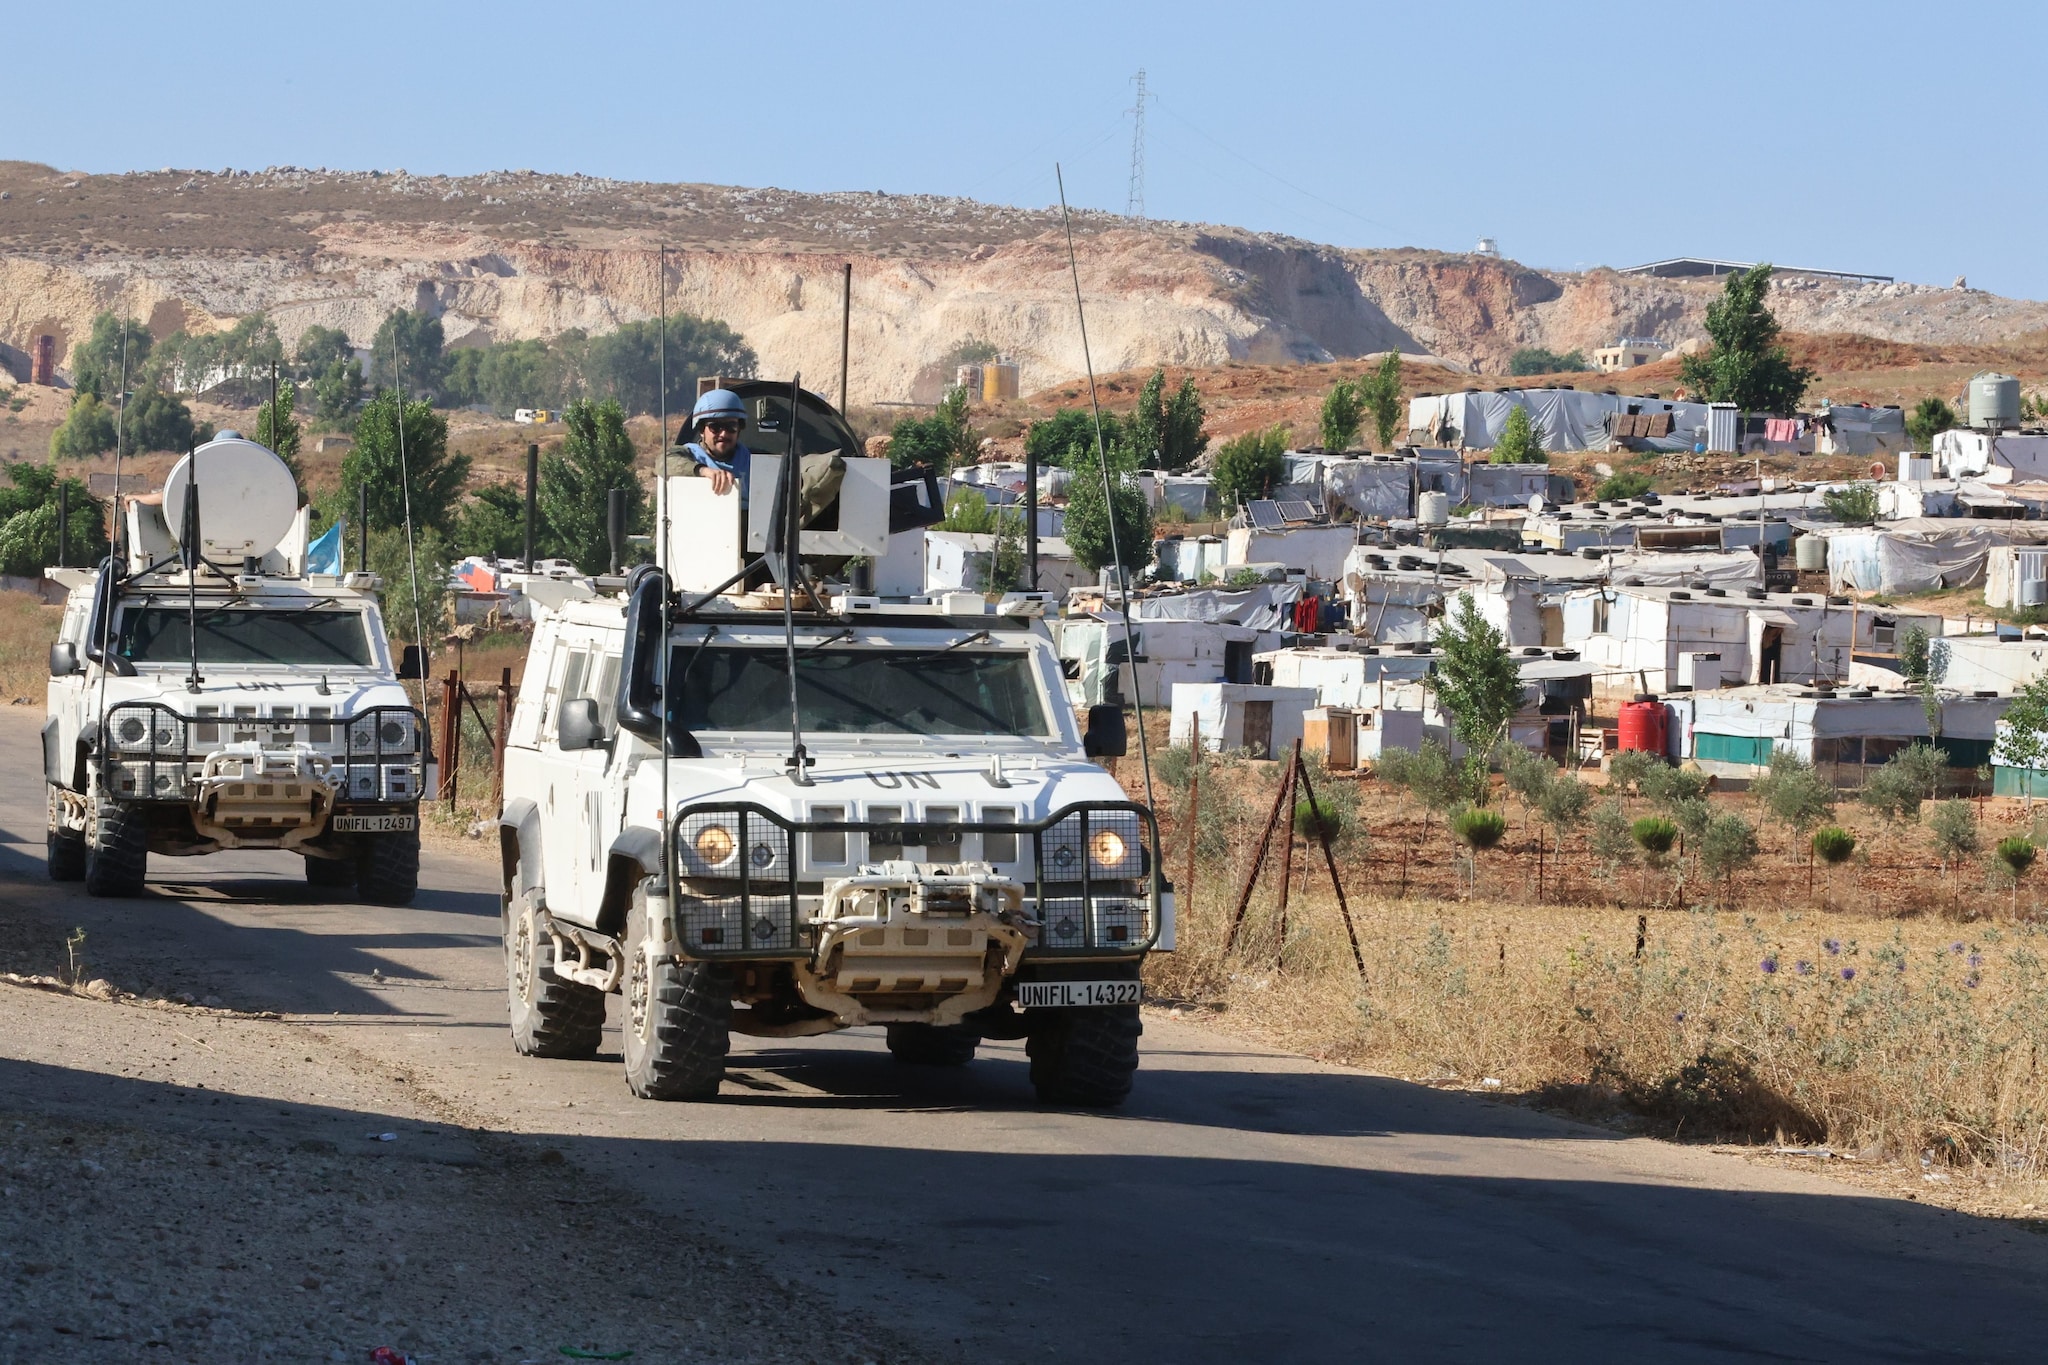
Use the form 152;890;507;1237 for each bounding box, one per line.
305;519;344;575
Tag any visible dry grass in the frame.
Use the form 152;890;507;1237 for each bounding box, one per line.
0;589;60;703
1142;750;2048;1207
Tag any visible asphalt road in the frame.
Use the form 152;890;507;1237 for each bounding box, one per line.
3;713;2047;1363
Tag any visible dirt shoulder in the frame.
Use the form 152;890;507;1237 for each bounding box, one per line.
0;911;931;1364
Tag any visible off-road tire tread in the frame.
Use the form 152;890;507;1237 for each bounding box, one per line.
303;855;357;889
506;898;604;1059
623;898;730;1101
47;825;86;882
886;1022;980;1066
357;829;420;906
83;801;148;898
1027;1006;1142;1107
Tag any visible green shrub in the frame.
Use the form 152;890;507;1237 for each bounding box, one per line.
1996;836;2037;878
1631;817;1678;857
1812;826;1857;865
1451;807;1507;850
1593;470;1654;501
1606;749;1660;796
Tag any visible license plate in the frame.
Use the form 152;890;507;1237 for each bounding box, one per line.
1016;979;1141;1009
332;814;418;833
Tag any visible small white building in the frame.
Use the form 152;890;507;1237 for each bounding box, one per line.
1170;684;1320;758
1932;428;2048;480
924;531;1083;596
1669;685;2004;785
1225;524;1357;581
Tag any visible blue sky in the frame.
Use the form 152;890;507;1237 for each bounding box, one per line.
15;0;2043;296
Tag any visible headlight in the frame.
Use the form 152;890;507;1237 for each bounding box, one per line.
694;824;736;868
1088;829;1126;870
116;715;147;745
112;710;179;751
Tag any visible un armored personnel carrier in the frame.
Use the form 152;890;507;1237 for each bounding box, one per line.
499;383;1168;1105
44;435;426;902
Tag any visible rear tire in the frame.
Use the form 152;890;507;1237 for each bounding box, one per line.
83;799;148;898
1027;1006;1142;1108
505;893;604;1059
357;828;419;906
622;891;730;1100
886;1022;979;1067
47;821;86;883
304;854;357;891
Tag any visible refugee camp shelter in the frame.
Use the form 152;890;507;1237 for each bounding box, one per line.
1933;429;2048;480
1813;404;1906;456
1051;616;1275;709
923;531;1083;595
1407;388;1711;453
1169;684;1320;758
1932;634;2048;693
1226;520;1357;581
1814;521;2048;596
1670;686;2006;785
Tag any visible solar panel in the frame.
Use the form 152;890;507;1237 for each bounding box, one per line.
1247;499;1286;531
1276;499;1320;524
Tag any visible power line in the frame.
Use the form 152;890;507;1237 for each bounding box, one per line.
1126;69;1153;223
1153;96;1402;240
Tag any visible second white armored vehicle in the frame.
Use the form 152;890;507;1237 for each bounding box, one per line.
498;384;1167;1105
44;435;426;902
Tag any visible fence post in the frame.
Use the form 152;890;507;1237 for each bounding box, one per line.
493;666;513;814
438;668;460;808
1182;716;1201;939
1272;739;1303;964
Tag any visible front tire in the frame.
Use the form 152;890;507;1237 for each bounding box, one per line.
357;828;419;906
505;892;604;1059
83;799;148;898
47;820;86;883
1027;1006;1142;1108
886;1023;979;1066
622;891;730;1100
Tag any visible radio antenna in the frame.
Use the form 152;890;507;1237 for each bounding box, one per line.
390;333;428;714
1057;165;1155;812
93;318;134;741
780;373;812;785
657;243;674;877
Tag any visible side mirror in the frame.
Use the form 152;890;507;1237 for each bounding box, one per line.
48;641;80;676
1083;703;1128;759
396;643;425;680
557;697;604;751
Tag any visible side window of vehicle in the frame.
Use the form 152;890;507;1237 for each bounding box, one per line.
591;653;621;733
538;644;580;740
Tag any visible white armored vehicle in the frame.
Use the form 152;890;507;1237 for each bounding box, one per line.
499;383;1168;1105
44;435;426;902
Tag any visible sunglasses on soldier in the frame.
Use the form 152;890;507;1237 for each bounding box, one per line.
701;419;742;434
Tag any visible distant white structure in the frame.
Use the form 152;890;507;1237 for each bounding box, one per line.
1474;237;1500;258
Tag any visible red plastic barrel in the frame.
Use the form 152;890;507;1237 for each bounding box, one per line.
1617;697;1668;755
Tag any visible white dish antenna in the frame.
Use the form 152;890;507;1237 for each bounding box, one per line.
163;433;300;561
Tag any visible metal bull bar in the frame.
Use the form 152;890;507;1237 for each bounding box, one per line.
97;702;427;811
666;800;1163;960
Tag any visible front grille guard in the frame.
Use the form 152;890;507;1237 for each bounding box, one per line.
669;801;1162;958
97;702;426;803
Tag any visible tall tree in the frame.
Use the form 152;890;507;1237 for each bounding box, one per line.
1432;591;1525;759
1365;350;1404;450
311;354;365;427
539;398;645;574
1211;424;1289;511
1024;408;1113;468
1491;405;1548;464
453;483;533;561
1906;395;1957;451
68;313;153;400
254;378;303;488
1319;379;1365;452
1677;264;1814;414
1161;376;1207;471
294;325;354;376
343;392;468;535
579;315;756;416
0;463;106;576
1128;369;1167;464
1063;438;1154;577
368;309;449;397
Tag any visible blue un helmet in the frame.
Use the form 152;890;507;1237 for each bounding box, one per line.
692;388;747;431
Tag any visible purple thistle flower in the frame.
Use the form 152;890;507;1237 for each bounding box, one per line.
1796;960;1814;976
1952;941;1967;955
1969;953;1983;969
1966;973;1982;990
1824;938;1842;955
1841;967;1856;981
1761;957;1779;974
1896;960;1907;972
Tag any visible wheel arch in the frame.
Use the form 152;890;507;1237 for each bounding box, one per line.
595;825;663;939
499;797;543;908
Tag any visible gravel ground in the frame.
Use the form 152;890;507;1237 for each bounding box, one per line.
0;959;931;1365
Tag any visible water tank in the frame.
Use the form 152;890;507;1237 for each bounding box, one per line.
1794;534;1827;572
1899;454;1934;481
1616;698;1669;756
2023;578;2048;607
982;362;1020;402
1417;491;1451;526
1970;373;2021;429
955;364;984;396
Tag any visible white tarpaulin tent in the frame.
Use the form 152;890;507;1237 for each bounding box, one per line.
1812;521;2015;595
1408;389;1711;453
1933;429;2048;480
1814;404;1907;457
1325;458;1413;519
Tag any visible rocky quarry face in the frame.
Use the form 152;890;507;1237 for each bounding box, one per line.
3;160;2045;398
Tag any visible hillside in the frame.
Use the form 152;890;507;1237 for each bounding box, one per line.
5;161;2048;407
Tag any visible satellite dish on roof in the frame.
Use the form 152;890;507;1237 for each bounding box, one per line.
163;435;298;561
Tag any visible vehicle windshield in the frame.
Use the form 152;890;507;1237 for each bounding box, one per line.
672;645;1050;738
117;606;375;668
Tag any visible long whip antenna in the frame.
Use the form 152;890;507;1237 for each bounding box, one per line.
391;332;428;713
781;374;811;785
657;244;673;874
1056;165;1155;811
94;318;133;741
